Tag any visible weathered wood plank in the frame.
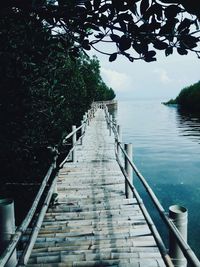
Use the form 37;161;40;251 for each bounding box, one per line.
27;109;166;267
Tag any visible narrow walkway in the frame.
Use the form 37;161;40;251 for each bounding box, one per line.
27;109;166;267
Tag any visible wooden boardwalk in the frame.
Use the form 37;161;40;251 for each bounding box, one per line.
26;109;166;267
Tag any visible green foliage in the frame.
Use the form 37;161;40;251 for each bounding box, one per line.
165;81;200;111
163;98;177;105
176;81;200;111
0;14;115;188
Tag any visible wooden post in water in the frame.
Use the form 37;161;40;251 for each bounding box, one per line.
169;205;188;267
72;125;77;162
124;144;133;198
0;199;17;267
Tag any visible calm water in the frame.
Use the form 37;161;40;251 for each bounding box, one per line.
117;100;200;258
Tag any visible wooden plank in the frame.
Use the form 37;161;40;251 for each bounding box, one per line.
26;109;166;267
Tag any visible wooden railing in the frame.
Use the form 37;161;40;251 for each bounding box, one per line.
103;103;200;267
0;107;97;267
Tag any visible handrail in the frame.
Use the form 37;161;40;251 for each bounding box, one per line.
0;157;57;267
62;118;87;143
19;176;58;265
118;142;200;267
101;104;200;267
0;108;92;267
59;137;82;168
115;145;174;267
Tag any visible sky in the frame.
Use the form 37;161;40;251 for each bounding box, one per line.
89;48;200;101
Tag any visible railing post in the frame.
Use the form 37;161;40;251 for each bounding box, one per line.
84;112;87;124
124;144;133;198
80;120;84;145
87;110;90;126
109;114;112;136
169;205;188;267
0;198;17;267
72;125;77;162
117;124;121;154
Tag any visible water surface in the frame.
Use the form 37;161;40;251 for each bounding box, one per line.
117;100;200;258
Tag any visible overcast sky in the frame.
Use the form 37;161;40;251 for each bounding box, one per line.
89;49;200;101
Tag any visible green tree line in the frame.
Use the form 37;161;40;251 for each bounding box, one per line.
0;14;115;192
165;81;200;112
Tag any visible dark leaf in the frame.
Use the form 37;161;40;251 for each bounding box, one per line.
82;39;91;50
94;0;101;10
119;35;132;51
99;4;112;13
165;5;182;19
132;42;148;54
144;50;156;57
99;14;108;29
180;35;198;49
109;53;117;62
110;34;120;42
84;23;100;31
153;40;168;50
177;47;188;55
159;18;178;36
144;56;157;62
140;0;149;15
119;20;127;32
95;33;104;39
112;0;128;11
154;3;163;21
165;47;173;56
177;18;192;33
128;3;138;16
85;1;92;10
128;22;139;34
118;13;133;22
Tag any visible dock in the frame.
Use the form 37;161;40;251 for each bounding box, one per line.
26;108;166;267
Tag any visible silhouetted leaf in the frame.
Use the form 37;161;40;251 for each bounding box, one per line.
177;18;192;33
144;50;157;61
144;56;157;62
109;53;117;62
118;13;133;22
128;22;139;34
85;1;92;10
84;23;100;31
99;14;108;29
165;5;182;19
110;34;120;42
95;33;104;39
153;40;168;50
165;47;173;56
82;39;91;50
119;20;127;32
119;35;131;51
177;47;188;55
132;42;148;54
94;0;101;10
154;4;163;20
145;50;156;57
140;0;149;15
180;35;198;49
112;0;128;11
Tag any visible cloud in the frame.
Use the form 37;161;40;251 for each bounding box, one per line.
101;67;132;92
153;68;172;83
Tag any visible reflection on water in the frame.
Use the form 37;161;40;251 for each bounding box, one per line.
176;108;200;143
117;100;200;259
